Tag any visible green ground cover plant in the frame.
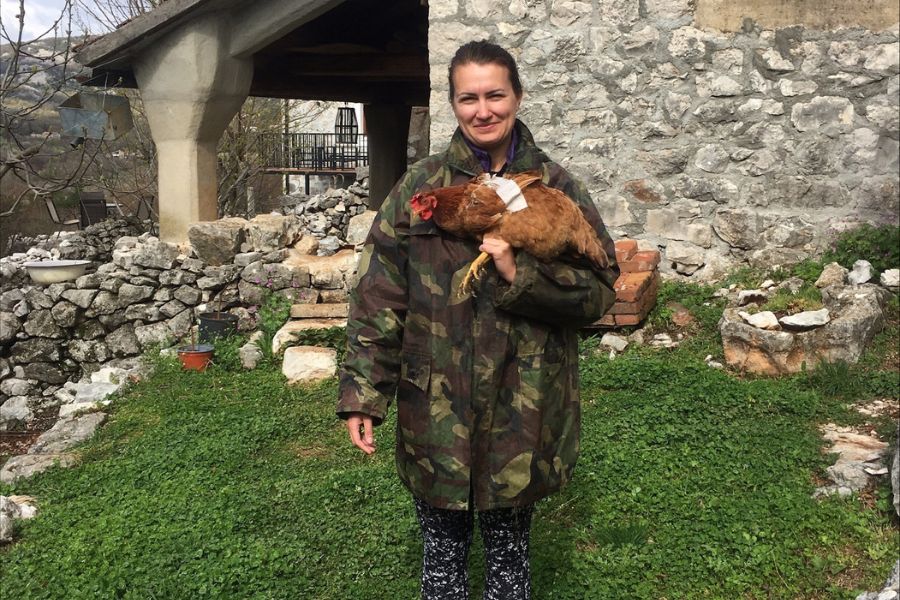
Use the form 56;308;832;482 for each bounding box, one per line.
2;288;897;599
3;228;898;598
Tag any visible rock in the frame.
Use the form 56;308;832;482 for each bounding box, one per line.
665;241;705;275
282;346;337;383
738;290;768;306
779;308;830;330
0;454;76;484
0;312;20;344
776;277;805;295
173;285;201;306
50;300;80;328
881;269;900;292
0;378;31;397
106;324;141;357
29;412;107;454
283;249;358;290
23;309;63;338
75;273;100;289
756;48;795;72
188;218;247;266
713;209;763;250
132;239;180;270
117;283;155;306
739;310;780;330
721;285;887;374
58;402;103;419
599;333;628;352
245;214;301;252
826;462;872;491
197;265;242;290
72;381;120;404
134;321;173;349
346;211;377;246
67;339;110;363
9;337;61;364
239;340;263;370
1;495;38;543
233;251;262;267
694;144;730;173
23;363;67;384
60;289;97;309
816;262;849;288
292;235;319;256
317;236;343;256
791;96;855;134
848;260;874;285
0;396;33;431
90;290;119;315
649;333;677;348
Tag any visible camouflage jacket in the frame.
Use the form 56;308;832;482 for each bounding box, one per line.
337;121;619;510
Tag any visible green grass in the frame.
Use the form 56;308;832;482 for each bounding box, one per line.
1;295;898;599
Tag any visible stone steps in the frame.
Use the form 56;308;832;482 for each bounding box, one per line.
277;303;348;384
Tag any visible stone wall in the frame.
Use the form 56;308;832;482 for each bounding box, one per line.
427;1;899;279
0;210;371;433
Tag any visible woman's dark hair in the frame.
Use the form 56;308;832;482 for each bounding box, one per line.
448;40;523;103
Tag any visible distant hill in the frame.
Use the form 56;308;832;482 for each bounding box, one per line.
1;36;89;134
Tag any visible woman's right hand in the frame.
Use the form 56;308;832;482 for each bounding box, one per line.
346;412;376;455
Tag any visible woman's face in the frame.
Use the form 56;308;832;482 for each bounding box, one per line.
450;62;521;152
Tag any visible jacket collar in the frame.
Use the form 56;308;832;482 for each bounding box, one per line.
444;120;550;177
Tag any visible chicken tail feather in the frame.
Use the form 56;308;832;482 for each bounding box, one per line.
570;211;610;270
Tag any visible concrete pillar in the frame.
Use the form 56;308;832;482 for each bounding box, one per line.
134;14;252;243
364;104;411;210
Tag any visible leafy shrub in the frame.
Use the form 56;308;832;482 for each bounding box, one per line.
210;333;247;372
822;224;899;274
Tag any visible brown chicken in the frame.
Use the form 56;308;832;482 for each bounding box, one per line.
410;172;609;293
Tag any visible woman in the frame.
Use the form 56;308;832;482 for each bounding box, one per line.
337;41;619;599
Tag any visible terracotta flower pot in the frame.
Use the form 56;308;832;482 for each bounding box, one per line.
177;344;214;371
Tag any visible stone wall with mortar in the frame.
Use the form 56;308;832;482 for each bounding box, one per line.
427;0;899;279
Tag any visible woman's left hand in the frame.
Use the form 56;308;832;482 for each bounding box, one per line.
480;235;516;283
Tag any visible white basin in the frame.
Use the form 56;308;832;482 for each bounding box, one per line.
23;260;92;284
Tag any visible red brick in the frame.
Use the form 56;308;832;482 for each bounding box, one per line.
613;271;653;303
596;314;616;327
614;239;637;262
619;250;661;273
615;314;642;326
610;300;641;315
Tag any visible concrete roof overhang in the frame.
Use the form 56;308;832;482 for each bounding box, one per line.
76;0;430;105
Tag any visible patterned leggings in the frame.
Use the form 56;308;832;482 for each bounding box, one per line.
413;496;534;600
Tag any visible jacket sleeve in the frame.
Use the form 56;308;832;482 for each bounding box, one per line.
493;175;620;329
336;171;420;426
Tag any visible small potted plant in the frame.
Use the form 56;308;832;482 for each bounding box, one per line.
198;295;238;343
177;318;214;371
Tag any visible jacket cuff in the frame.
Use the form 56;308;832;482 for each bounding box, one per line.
336;385;388;426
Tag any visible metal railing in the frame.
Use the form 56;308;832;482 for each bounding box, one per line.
259;132;368;172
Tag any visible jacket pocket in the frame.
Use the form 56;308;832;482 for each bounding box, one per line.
515;352;564;450
397;352;432;444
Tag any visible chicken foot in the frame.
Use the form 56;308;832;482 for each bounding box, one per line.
458;251;493;295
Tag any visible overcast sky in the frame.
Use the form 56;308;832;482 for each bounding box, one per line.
1;0;103;41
